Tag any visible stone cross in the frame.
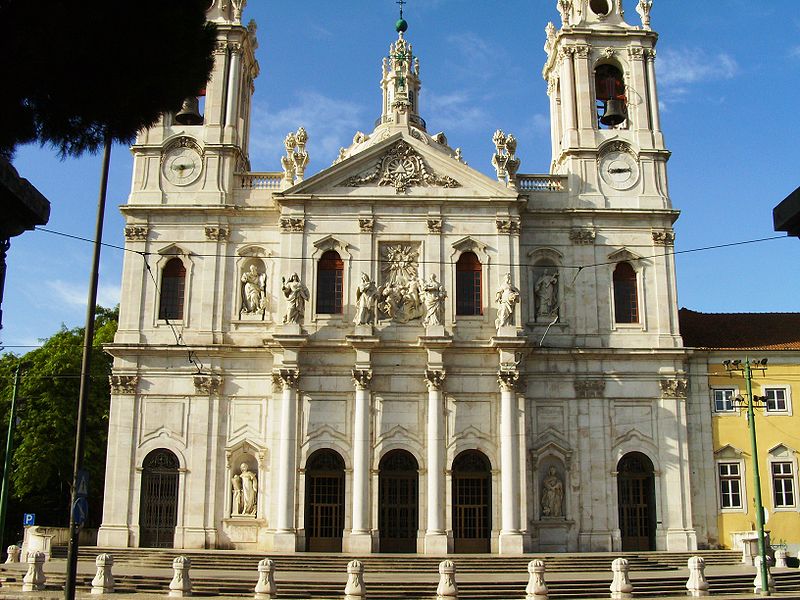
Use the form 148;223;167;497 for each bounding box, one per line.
610;558;633;599
526;559;548;599
22;551;46;592
685;556;709;597
436;560;458;599
169;555;193;597
344;560;366;599
91;553;115;595
254;558;276;600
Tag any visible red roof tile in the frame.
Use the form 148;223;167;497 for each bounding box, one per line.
679;308;800;350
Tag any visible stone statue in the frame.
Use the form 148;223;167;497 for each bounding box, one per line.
494;273;521;329
421;273;446;327
353;273;379;325
377;244;425;322
231;473;243;516
240;264;267;315
541;466;564;518
239;463;258;516
535;269;559;320
281;273;309;325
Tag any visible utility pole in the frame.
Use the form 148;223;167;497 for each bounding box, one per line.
0;361;25;555
724;357;770;595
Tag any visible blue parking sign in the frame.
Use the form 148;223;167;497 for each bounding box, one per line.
23;513;35;526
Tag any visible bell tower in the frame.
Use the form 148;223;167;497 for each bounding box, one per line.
129;0;259;205
543;0;666;209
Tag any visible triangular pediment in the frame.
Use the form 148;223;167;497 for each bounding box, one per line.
715;444;745;459
608;247;644;263
279;132;518;199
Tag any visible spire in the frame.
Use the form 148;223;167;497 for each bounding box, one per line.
379;11;425;131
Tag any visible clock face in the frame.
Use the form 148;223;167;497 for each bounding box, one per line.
599;150;639;191
162;146;202;186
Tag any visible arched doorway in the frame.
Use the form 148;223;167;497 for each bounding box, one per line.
452;450;492;553
617;452;656;551
139;449;179;548
305;449;345;552
379;450;419;553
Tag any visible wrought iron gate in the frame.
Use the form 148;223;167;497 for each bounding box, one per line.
379;450;419;553
452;450;491;553
305;449;345;552
139;449;179;548
617;452;656;551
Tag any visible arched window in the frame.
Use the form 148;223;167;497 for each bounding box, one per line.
613;262;638;323
159;258;186;320
456;252;482;315
316;250;344;314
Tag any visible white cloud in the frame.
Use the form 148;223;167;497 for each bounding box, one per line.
48;280;121;309
249;92;366;170
656;48;738;87
424;90;489;132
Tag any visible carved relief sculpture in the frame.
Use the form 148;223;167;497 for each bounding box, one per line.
378;244;424;322
535;269;559;320
421;273;447;328
541;466;564;518
109;375;138;395
353;273;379;326
495;273;521;329
660;378;688;398
424;369;446;391
240;264;267;316
124;226;148;241
281;273;309;325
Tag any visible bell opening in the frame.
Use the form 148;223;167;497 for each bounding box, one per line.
595;64;627;128
589;0;610;16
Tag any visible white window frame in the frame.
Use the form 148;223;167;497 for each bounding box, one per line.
769;460;798;511
763;385;792;416
716;460;745;512
712;387;737;414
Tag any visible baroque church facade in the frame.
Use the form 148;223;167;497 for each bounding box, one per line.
100;0;713;554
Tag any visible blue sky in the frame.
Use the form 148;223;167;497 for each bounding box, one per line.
2;0;799;351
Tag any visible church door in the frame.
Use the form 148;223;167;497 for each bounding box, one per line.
139;449;179;548
305;449;345;552
617;452;656;551
379;450;419;553
452;450;492;553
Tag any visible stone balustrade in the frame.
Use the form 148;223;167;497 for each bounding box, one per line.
517;174;567;192
239;173;284;190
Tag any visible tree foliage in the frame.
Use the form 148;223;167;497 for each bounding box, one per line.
0;306;117;538
0;0;216;159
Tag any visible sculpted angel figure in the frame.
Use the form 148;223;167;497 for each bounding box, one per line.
353;273;379;325
495;273;521;329
281;273;309;324
421;273;447;327
240;264;267;314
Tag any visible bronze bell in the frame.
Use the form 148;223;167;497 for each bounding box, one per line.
600;98;627;127
174;96;203;126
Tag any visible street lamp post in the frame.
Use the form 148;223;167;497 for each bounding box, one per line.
0;361;26;555
724;357;770;595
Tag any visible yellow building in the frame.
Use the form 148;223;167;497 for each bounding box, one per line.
682;309;800;556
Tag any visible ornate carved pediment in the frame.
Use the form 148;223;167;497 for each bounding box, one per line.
340;141;460;193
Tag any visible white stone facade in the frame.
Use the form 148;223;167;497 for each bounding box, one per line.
99;0;708;553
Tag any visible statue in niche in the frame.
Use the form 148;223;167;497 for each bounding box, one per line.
541;466;564;518
421;273;447;327
495;272;521;329
240;264;267;315
353;273;379;325
535;268;559;320
231;473;243;516
239;462;258;516
281;273;309;325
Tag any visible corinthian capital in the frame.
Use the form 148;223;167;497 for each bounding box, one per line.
352;368;373;390
273;368;300;390
424;369;446;391
497;364;521;391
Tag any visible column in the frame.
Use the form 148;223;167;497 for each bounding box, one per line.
349;368;373;553
224;43;242;127
274;368;299;551
559;47;578;149
424;368;448;554
498;365;524;554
